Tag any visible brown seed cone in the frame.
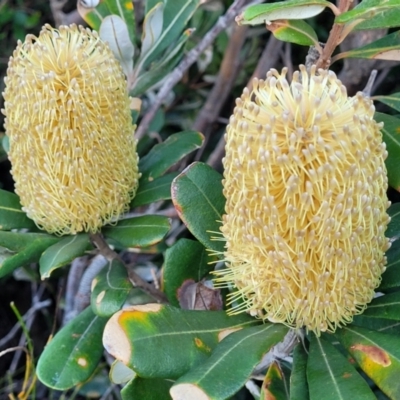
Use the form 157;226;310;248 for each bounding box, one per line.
215;65;391;335
2;24;140;235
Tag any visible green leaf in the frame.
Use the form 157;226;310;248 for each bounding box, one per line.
110;360;135;384
375;112;400;191
104;0;135;45
102;304;257;379
352;315;400;335
170;324;289;400
121;377;173;400
0;231;59;278
163;238;216;306
102;215;170;248
37;307;108;390
99;15;135;77
238;0;330;26
386;202;400;238
268;19;318;46
336;325;400;399
0;189;37;231
335;31;400;61
131;172;179;207
374;92;400;113
307;334;375;400
39;234;92;279
130;28;193;96
78;1;111;31
135;0;199;73
335;0;400;30
362;292;400;320
290;343;309;400
261;361;290;400
171;162;226;253
141;2;164;56
139;131;204;182
91;259;132;317
380;239;400;289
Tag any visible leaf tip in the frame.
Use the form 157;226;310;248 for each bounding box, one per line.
170;383;210;400
103;310;132;365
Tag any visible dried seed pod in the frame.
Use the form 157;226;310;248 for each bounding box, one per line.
3;24;140;235
215;65;390;335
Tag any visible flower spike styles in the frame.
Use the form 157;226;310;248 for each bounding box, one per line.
215;65;391;335
3;24;140;235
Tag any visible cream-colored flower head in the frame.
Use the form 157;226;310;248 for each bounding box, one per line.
215;65;390;335
3;24;140;235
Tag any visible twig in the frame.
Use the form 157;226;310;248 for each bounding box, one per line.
252;329;299;375
89;233;168;303
316;0;352;69
135;0;261;140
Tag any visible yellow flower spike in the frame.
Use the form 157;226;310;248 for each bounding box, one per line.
2;24;140;235
215;65;391;335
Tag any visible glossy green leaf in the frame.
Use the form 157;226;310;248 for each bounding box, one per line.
386;202;400;238
336;325;400;399
131;172;179;207
130;28;193;96
37;307;107;390
139;131;204;182
335;0;400;30
122;377;173;400
362;292;400;320
375;112;400;191
374;92;400;113
290;343;309;400
268;19;318;46
0;189;37;231
102;215;170;248
163;238;216;306
352;315;400;335
335;31;400;61
238;0;330;25
380;239;400;289
307;334;375;400
39;234;92;279
103;304;257;379
78;1;111;31
135;0;199;72
105;0;135;45
170;323;289;400
261;361;290;400
91;259;132;317
0;231;59;278
171;162;226;253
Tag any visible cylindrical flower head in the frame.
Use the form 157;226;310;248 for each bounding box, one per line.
3;24;140;235
215;65;390;335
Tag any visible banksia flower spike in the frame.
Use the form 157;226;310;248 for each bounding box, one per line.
3;24;140;235
215;65;390;335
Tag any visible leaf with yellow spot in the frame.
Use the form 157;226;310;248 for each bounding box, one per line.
105;0;135;45
336;325;400;399
90;258;132;317
170;324;289;400
261;361;290;400
307;334;375;400
37;307;107;390
267;19;318;46
103;304;257;379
